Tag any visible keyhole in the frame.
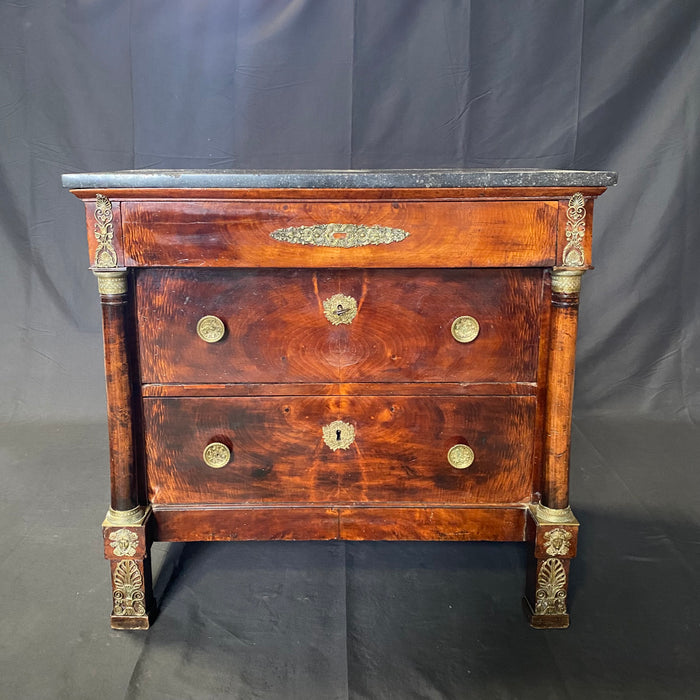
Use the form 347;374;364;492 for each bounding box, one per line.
336;429;342;441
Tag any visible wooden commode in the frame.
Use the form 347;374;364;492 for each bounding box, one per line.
63;169;616;630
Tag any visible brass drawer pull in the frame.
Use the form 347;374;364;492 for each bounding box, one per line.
447;444;474;469
196;315;225;343
323;294;358;325
451;315;480;343
203;442;231;468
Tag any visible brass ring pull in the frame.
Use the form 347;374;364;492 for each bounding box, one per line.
451;315;480;343
197;315;225;343
203;442;231;468
447;444;474;469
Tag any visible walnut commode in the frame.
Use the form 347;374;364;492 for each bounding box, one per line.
63;169;616;630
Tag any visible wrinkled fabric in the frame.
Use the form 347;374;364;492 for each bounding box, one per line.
1;2;699;699
0;0;698;423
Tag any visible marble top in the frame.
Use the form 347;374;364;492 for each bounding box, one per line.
62;169;617;190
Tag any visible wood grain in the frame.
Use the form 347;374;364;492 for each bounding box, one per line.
122;199;557;268
142;395;536;506
136;268;544;385
100;293;139;511
151;504;528;542
543;286;580;508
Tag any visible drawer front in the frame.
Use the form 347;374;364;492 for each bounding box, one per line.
137;268;543;384
122;199;558;268
143;395;535;505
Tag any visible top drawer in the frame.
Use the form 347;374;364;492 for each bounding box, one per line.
136;268;543;385
121;199;557;268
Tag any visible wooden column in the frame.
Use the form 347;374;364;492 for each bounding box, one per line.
542;269;584;510
95;270;141;516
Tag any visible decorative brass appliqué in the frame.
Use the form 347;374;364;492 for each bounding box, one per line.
203;442;231;468
270;223;410;247
197;315;226;343
323;293;358;325
447;444;475;469
113;560;146;616
562;192;586;266
534;558;568;615
544;528;572;556
93;194;118;268
451;316;480;343
322;420;355;451
109;528;139;557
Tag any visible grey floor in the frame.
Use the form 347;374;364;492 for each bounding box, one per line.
1;415;698;700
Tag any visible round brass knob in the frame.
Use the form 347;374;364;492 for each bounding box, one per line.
196;315;225;343
203;442;231;469
451;315;480;343
447;444;475;469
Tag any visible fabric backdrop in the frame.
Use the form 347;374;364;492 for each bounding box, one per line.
1;0;698;424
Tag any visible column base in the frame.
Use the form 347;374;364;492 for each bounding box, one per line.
111;613;153;630
523;597;570;629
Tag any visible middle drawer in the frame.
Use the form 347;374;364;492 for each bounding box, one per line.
137;268;543;384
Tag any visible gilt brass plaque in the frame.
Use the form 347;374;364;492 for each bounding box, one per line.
270;223;410;247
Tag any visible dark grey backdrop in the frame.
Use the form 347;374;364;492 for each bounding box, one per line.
1;2;699;699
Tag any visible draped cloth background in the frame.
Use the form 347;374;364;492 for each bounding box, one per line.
1;2;698;698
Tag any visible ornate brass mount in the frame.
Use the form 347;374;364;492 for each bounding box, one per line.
203;442;231;468
447;444;474;469
562;192;586;267
94;193;118;268
322;420;355;451
270;223;410;247
451;315;480;343
323;293;358;325
197;315;226;343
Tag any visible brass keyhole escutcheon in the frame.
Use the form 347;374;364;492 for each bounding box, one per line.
323;293;358;325
451;315;480;343
447;444;474;469
197;315;225;343
203;441;231;468
322;420;355;451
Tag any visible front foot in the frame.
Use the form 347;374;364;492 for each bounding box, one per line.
103;507;155;630
524;504;579;629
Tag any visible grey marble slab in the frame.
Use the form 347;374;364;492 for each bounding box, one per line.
62;168;617;190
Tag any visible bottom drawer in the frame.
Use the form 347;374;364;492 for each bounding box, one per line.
143;395;536;505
